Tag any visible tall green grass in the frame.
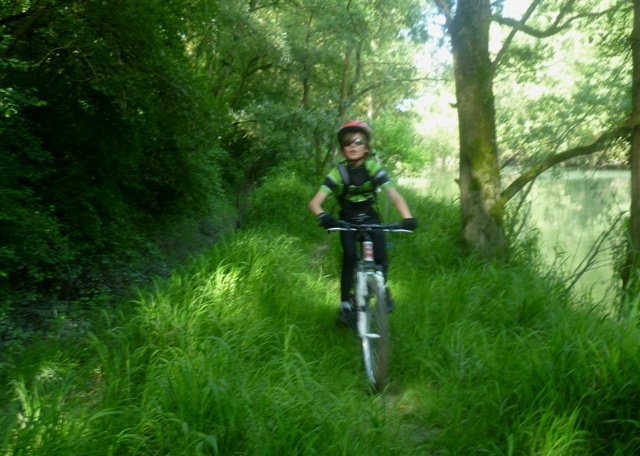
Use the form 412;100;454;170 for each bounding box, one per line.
2;171;640;455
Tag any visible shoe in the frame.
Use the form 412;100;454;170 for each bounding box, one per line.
386;295;394;313
335;301;356;329
385;288;394;313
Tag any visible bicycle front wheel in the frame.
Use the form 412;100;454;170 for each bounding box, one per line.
360;274;390;392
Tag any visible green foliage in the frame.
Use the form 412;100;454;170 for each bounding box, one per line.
611;216;640;317
0;67;74;334
200;0;430;181
0;55;44;117
494;0;632;169
1;0;233;337
0;0;436;347
220;104;336;191
373;115;437;176
245;170;315;235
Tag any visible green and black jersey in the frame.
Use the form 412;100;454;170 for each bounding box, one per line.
319;159;393;212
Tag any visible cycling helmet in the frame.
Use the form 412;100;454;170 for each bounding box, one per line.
337;120;372;146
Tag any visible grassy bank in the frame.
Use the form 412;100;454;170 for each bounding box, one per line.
2;172;640;455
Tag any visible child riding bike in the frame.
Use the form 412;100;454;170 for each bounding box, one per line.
308;120;417;326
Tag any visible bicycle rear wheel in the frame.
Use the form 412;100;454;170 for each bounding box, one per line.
360;274;390;392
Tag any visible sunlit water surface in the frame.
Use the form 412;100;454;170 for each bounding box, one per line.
401;167;631;306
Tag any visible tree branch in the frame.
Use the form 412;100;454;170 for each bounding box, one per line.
434;0;454;31
501;123;631;204
248;1;280;12
566;211;627;294
492;0;631;39
0;11;31;26
353;76;440;102
492;0;542;70
492;17;568;38
0;3;46;58
338;47;352;119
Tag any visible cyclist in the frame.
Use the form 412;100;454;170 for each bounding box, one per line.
308;120;417;326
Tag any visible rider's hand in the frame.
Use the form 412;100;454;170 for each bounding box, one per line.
318;212;338;229
401;217;417;231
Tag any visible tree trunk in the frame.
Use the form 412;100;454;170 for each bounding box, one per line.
625;0;640;289
450;0;505;257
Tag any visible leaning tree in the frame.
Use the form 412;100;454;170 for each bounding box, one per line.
434;0;631;257
625;0;640;295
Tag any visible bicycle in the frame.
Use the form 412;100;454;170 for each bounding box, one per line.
327;221;413;392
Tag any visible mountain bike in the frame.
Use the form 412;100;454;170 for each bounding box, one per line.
328;222;413;392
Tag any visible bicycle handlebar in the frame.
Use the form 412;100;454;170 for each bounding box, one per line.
327;222;413;233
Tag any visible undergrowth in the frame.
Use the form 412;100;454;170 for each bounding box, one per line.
2;172;640;455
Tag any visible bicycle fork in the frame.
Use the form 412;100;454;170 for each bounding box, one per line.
355;269;385;339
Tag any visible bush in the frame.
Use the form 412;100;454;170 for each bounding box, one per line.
244;171;317;235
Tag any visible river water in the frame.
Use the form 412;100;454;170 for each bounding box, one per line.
402;167;632;305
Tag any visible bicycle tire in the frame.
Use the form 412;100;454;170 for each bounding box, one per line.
360;274;390;392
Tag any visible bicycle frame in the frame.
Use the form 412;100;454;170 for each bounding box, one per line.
328;222;412;391
353;232;384;334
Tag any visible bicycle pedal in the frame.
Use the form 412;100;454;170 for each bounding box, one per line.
335;310;357;330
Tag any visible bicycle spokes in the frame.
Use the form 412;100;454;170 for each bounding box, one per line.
359;275;389;392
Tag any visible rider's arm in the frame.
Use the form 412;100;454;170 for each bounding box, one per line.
309;170;340;216
386;186;413;219
308;189;329;216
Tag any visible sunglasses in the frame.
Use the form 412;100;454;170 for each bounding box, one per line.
341;138;367;148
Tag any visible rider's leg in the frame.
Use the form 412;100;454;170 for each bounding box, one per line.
371;230;388;277
340;230;358;303
336;231;358;328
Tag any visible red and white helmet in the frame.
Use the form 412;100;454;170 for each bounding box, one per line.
337;120;372;146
